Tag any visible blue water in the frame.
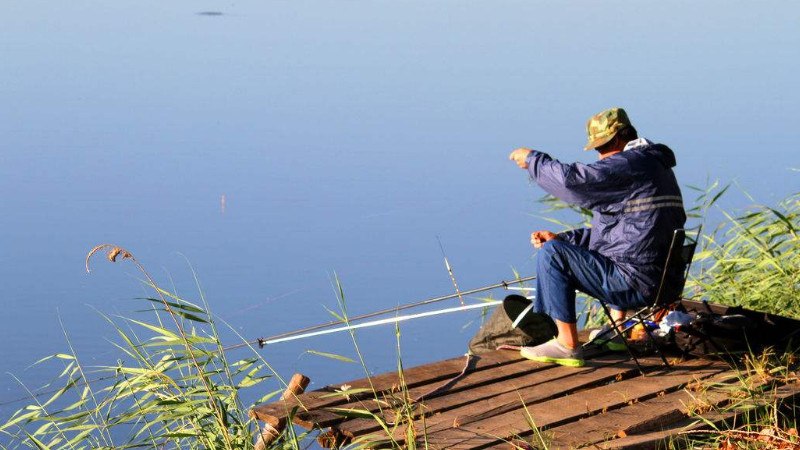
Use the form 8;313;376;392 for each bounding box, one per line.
1;0;798;431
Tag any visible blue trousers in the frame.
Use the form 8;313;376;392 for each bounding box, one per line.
534;240;647;323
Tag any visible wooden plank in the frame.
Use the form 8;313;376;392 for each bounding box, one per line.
348;358;709;440
541;370;748;449
416;356;657;435
435;372;799;450
252;350;523;427
428;362;718;449
292;353;558;429
388;359;728;449
593;382;800;450
332;352;634;438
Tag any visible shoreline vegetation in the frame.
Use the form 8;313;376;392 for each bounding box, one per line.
1;183;798;449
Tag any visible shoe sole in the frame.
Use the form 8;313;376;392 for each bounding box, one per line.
522;355;585;367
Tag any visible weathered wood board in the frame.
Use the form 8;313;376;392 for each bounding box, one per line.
251;300;800;449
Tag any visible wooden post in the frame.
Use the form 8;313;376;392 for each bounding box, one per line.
253;373;311;450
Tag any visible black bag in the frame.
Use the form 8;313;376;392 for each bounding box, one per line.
673;312;757;357
468;295;557;354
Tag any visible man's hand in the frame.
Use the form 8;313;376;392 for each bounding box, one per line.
531;230;558;249
509;148;533;169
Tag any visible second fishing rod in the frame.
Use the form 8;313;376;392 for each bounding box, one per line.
224;275;536;351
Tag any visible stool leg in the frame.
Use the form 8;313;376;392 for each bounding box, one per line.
636;312;671;368
597;301;645;376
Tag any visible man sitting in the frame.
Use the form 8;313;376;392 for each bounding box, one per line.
508;107;686;367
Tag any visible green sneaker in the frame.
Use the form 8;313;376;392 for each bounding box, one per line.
605;337;628;352
520;339;585;367
589;325;628;352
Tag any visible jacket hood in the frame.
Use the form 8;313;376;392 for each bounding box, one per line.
637;143;677;169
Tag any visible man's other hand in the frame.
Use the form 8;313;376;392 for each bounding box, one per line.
509;148;533;169
531;230;558;249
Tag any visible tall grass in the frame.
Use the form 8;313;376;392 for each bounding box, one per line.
687;189;800;318
0;245;281;449
673;349;800;449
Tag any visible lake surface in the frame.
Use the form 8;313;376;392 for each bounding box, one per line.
1;0;798;430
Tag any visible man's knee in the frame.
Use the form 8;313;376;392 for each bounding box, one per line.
537;240;568;269
539;239;567;258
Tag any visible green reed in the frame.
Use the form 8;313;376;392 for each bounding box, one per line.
0;245;281;450
670;349;800;449
686;189;799;318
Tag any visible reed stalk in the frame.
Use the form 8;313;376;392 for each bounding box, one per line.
1;245;277;449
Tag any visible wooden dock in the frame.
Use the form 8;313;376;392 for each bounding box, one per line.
251;302;800;449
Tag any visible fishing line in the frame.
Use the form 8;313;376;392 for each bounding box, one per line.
0;375;118;408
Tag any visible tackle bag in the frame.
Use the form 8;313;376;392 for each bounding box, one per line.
672;311;757;357
468;295;557;354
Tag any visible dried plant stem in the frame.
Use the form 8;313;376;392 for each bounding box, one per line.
86;244;235;449
680;428;799;446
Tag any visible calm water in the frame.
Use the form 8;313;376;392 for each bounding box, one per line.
1;0;798;426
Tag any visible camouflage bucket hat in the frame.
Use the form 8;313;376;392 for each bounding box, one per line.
584;107;632;150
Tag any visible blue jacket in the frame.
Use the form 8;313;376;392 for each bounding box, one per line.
526;140;686;298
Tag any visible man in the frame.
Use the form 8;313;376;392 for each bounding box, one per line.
508;107;686;367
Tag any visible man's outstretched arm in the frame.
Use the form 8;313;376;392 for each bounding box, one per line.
509;148;629;210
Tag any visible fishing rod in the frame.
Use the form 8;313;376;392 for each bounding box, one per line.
254;301;503;347
223;275;536;351
437;236;465;305
4;278;532;406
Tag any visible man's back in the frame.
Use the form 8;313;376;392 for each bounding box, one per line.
526;139;686;298
583;141;686;298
